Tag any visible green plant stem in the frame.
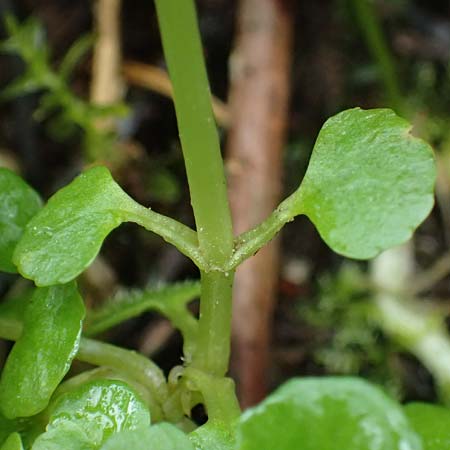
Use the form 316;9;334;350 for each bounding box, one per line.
351;0;404;113
184;368;240;424
77;338;168;403
154;0;237;389
154;0;233;267
193;271;234;376
127;205;206;269
0;318;169;419
229;196;295;270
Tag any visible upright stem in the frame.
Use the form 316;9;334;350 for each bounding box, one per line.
154;0;233;267
154;0;235;378
194;271;234;376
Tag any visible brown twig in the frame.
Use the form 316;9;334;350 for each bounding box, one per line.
226;0;294;407
90;0;124;109
123;61;230;128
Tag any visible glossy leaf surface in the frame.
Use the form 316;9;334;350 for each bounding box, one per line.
1;433;23;450
0;283;85;418
101;423;194;450
0;168;41;273
47;380;150;448
405;403;450;450
236;377;422;450
294;108;435;259
13;166;140;286
189;421;235;450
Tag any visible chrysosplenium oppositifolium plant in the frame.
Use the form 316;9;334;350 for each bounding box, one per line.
0;1;448;450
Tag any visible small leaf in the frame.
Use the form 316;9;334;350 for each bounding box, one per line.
0;283;85;418
0;433;23;450
0;73;43;100
0;168;41;273
84;281;200;337
58;34;94;80
31;421;94;450
47;380;150;448
100;423;194;450
236;377;422;450
405;402;450;450
13;166;141;286
189;420;235;450
293;108;435;259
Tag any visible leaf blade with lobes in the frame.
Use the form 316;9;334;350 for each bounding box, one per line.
292;108;435;259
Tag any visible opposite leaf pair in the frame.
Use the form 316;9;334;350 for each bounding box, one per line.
10;109;436;289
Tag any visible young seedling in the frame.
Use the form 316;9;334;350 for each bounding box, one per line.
0;1;446;449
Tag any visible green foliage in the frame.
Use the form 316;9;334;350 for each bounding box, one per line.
236;377;422;450
0;3;444;449
0;433;23;450
292;108;435;259
405;403;450;450
189;421;235;450
33;380;150;449
0;417;20;447
0;283;85;418
101;423;194;450
231;108;435;267
0;16;127;161
13;165;202;285
13;167;142;286
0;168;41;273
85;281;200;336
31;421;94;450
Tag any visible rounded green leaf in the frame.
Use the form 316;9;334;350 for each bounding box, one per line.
189;420;235;450
1;433;23;450
48;380;150;447
0;283;85;418
405;402;450;450
13;166;138;286
236;377;422;450
294;108;435;259
0;168;41;273
31;421;94;450
101;423;194;450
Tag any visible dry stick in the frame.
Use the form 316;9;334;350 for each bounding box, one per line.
90;0;124;109
123;62;231;128
226;0;293;407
